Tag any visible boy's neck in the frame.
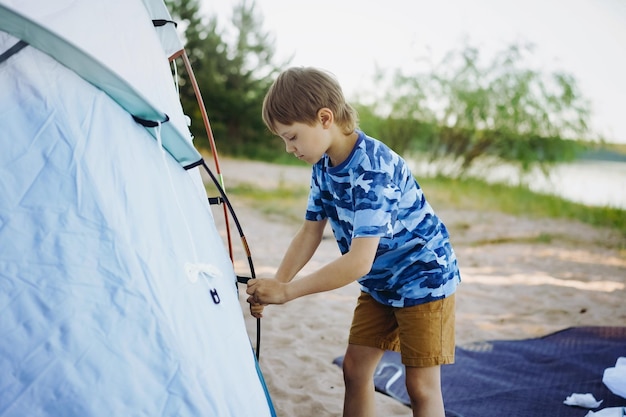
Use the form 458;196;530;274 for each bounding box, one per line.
327;131;358;167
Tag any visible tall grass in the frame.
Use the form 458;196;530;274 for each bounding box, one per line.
420;176;625;239
223;176;626;246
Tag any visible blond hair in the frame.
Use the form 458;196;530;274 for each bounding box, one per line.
262;67;358;135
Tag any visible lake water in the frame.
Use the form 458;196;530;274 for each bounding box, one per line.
410;158;626;210
524;160;626;209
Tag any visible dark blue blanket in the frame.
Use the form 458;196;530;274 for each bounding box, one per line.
333;327;626;417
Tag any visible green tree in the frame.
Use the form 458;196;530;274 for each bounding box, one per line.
165;0;228;151
219;0;286;157
362;43;592;176
165;0;285;157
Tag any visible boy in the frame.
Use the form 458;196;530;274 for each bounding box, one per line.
246;67;460;417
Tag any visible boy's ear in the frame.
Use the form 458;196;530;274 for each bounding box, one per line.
317;108;333;127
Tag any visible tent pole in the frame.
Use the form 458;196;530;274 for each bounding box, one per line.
169;49;261;360
170;49;234;261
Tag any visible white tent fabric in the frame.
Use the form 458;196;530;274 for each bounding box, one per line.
141;0;186;58
0;0;200;167
0;1;275;416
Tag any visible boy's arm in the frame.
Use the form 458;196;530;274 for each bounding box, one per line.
247;235;380;305
247;219;326;318
274;219;327;283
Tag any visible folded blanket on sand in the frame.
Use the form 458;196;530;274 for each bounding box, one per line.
333;327;626;417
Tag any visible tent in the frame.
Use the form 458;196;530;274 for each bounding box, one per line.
0;1;275;416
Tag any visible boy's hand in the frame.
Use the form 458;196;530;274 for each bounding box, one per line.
246;278;289;305
249;300;265;319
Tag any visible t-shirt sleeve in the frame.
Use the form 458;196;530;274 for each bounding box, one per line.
305;170;326;221
352;170;400;238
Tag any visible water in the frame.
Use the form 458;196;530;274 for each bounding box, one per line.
525;160;626;209
410;158;626;209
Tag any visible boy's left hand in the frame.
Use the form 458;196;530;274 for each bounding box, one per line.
246;278;289;305
248;300;265;319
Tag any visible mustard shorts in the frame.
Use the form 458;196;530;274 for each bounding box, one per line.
348;292;456;367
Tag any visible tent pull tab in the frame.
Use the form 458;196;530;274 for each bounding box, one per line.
184;262;222;283
132;114;169;128
208;196;225;206
210;289;220;304
185;263;223;305
152;19;177;28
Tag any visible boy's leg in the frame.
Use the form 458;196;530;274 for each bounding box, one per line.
396;294;456;417
342;343;384;417
344;292;400;416
405;365;445;417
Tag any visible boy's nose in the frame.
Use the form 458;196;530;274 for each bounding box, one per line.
285;142;296;153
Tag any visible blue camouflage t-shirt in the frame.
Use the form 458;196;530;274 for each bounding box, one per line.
305;131;460;307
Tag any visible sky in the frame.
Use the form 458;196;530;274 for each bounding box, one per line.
202;0;626;143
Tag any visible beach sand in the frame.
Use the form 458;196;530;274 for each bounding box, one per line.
205;158;626;417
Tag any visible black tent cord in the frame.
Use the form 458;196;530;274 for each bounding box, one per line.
200;160;261;360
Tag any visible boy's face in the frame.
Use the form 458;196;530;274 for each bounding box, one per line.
274;120;331;165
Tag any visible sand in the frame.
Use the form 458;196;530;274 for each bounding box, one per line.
204;157;626;417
